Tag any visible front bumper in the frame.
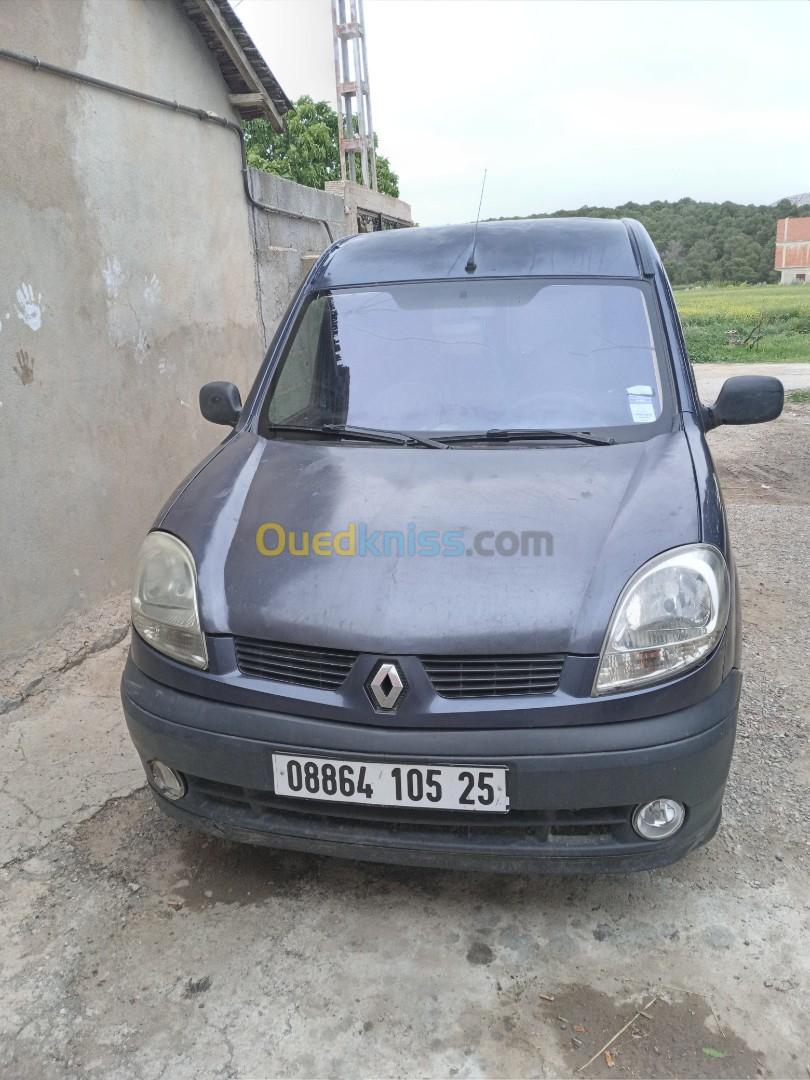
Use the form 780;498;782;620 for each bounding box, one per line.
121;655;740;874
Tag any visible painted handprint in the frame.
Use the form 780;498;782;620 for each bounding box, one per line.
13;349;34;385
15;283;42;331
102;256;123;299
143;273;162;306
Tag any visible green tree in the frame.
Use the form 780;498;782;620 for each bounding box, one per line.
244;95;400;197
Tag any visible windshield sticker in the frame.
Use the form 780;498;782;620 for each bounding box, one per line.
626;385;656;424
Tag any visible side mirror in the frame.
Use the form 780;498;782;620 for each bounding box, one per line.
704;375;783;431
199;381;242;426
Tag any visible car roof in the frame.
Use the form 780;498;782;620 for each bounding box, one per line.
310;217;658;289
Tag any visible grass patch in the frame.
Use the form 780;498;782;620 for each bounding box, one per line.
674;284;810;363
788;388;810;404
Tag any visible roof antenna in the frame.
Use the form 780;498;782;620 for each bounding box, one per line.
465;168;488;273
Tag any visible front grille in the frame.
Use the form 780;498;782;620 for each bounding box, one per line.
233;637;565;698
186;775;629;844
420;653;565;698
234;637;358;689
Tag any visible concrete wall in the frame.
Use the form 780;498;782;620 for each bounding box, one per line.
0;0;264;665
779;268;809;285
0;0;413;673
325;180;413;231
247;170;350;337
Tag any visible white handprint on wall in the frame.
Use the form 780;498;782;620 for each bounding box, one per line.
102;257;124;299
143;274;162;306
15;283;42;331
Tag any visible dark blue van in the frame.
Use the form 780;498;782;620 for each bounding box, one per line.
121;218;783;873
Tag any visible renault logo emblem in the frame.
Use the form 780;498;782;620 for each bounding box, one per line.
366;661;405;711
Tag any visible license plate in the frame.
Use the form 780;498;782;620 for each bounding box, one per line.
272;754;509;813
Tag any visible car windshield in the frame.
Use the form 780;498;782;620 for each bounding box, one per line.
262;279;667;437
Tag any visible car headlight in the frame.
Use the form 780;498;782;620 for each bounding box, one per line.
594;544;729;694
131;532;208;669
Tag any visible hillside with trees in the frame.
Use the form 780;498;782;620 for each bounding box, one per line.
512;198;810;285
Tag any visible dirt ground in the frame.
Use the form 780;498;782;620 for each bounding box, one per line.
1;387;809;1080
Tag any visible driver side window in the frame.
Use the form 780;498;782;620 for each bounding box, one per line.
268;298;327;424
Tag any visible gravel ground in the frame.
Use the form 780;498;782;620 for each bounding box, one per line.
1;392;808;1080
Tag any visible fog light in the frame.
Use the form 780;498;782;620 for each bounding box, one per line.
633;798;685;840
148;760;186;801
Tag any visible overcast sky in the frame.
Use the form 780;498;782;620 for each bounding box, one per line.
236;0;810;226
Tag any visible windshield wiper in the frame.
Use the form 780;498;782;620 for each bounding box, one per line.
267;423;449;448
440;428;614;446
326;424;449;448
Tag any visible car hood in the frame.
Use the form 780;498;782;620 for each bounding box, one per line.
160;430;699;655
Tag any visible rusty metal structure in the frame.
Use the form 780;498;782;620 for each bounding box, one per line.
332;0;377;190
356;206;401;232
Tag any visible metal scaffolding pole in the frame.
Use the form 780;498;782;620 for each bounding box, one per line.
332;0;377;190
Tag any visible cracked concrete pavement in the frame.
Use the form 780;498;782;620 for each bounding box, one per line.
0;640;143;865
1;369;808;1079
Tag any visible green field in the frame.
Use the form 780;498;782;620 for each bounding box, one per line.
674;284;810;363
